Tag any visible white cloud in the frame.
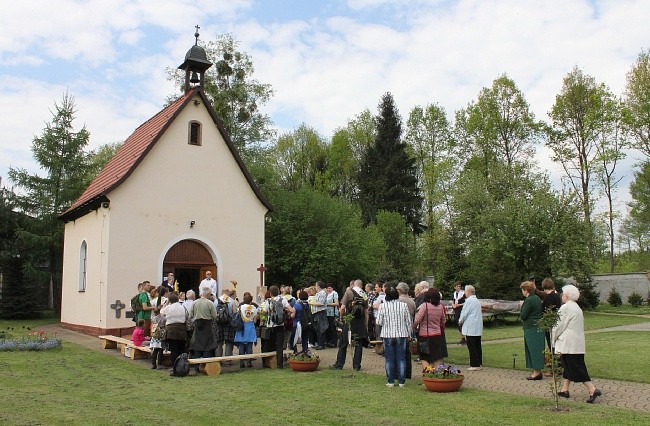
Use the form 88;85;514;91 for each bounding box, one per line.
1;0;648;221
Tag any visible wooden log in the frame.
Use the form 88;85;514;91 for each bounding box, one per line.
203;362;222;376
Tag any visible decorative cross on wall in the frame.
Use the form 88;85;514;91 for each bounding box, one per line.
257;263;267;288
110;300;126;318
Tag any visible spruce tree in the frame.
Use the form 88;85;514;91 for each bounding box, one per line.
358;92;424;233
8;92;90;313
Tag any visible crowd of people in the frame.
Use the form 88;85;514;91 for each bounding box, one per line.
129;273;601;402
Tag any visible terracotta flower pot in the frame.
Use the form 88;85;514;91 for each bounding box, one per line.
422;375;464;392
288;358;320;372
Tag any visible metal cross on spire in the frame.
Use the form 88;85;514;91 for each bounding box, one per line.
194;25;200;45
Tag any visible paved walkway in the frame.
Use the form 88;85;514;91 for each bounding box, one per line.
38;322;650;412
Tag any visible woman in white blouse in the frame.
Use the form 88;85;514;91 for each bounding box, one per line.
160;292;188;367
552;285;602;403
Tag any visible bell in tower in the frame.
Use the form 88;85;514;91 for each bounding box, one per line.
178;25;213;93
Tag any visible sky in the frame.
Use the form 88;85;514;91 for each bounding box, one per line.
1;0;648;220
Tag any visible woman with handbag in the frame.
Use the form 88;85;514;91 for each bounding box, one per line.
413;288;447;372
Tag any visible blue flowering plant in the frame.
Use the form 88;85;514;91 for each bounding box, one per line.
423;363;462;379
0;330;62;351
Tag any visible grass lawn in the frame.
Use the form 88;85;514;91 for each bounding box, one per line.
446;331;650;383
1;342;650;425
594;304;650;315
476;312;650;342
0;311;60;338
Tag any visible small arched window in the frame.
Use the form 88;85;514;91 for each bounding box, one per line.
79;241;87;292
188;121;202;146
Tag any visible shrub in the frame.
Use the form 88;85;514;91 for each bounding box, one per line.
607;288;623;307
628;292;644;307
576;280;600;310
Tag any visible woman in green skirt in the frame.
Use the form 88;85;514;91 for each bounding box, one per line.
520;281;545;380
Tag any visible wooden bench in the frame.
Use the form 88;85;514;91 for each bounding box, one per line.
99;335;170;363
188;350;293;376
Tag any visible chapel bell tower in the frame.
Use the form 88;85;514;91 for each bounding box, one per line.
178;25;213;93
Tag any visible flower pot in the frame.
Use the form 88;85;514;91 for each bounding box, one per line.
288;358;320;372
422;375;464;392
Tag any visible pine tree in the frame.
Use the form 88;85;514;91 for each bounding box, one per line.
358;93;424;233
0;183;43;319
8;92;90;313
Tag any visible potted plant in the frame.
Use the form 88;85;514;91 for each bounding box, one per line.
422;363;464;392
287;351;320;372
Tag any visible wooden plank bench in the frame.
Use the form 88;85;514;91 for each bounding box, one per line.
99;335;169;363
188;350;293;376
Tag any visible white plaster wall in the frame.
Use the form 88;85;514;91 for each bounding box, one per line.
101;94;267;330
61;206;110;328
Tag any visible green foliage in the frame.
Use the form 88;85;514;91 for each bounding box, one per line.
457;74;541;171
629;161;650;227
547;67;617;259
607;288;623;306
326;110;376;201
167;34;274;159
623;49;650;156
7;92;90;313
271;124;329;191
576;280;600;310
265;187;383;289
451;163;592;298
85;141;122;183
374;210;419;282
628;292;645;307
357;93;424;234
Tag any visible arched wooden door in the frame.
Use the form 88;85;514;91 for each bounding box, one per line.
163;240;216;295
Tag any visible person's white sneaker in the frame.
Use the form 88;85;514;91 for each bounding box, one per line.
386;383;394;387
467;367;482;371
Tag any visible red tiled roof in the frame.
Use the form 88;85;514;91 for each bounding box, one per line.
60;87;271;222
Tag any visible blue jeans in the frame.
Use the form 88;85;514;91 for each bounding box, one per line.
237;342;253;367
383;337;407;385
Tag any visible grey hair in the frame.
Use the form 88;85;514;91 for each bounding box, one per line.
418;281;430;290
562;284;580;301
396;282;409;294
464;285;475;295
186;290;195;300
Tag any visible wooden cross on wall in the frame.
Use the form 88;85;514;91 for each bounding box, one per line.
256;263;267;288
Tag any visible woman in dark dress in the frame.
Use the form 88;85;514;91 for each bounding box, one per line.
541;278;562;351
520;281;545;380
